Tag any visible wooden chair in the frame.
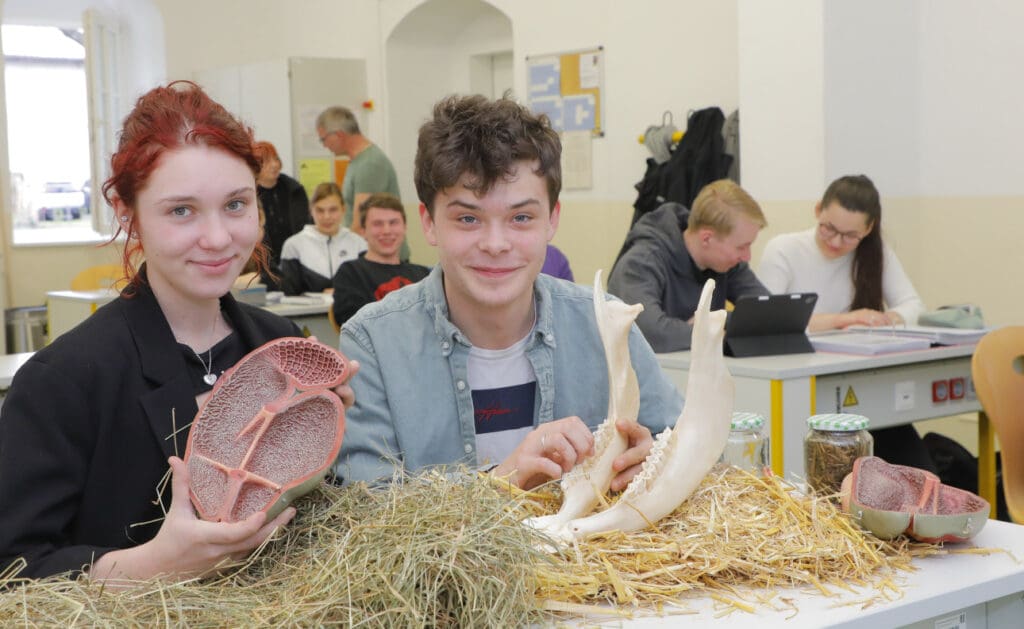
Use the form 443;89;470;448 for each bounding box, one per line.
328;305;341;334
972;326;1024;523
71;264;128;291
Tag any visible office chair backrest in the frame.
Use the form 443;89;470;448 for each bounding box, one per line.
972;326;1024;523
71;264;128;291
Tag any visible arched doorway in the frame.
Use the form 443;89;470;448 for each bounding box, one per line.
384;0;512;263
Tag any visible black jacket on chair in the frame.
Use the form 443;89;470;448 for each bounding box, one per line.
0;277;300;579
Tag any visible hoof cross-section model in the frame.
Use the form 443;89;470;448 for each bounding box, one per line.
184;337;349;522
841;455;989;543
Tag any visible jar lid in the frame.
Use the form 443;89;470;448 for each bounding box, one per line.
807;413;870;431
731;412;765;431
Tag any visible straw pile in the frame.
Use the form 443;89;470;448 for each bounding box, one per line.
0;471;551;627
1;465;975;625
519;465;933;616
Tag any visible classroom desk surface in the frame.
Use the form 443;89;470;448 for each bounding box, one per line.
0;352;34;389
583;519;1024;628
45;290;337;344
262;294;333;318
657;343;976;380
656;344;992;508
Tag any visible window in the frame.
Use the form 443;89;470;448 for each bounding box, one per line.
3;23;110;245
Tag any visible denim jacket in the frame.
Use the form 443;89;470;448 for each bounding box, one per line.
335;266;684;484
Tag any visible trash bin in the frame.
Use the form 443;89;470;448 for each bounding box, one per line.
5;305;47;353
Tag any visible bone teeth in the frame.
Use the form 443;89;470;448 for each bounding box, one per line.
566;278;734;540
523;270;642;542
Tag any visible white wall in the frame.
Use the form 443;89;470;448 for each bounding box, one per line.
153;0;739;208
823;0;921;196
736;0;825;201
497;0;740;203
378;0;740;206
740;0;1024;201
738;0;1024;325
384;0;512;206
918;1;1024;196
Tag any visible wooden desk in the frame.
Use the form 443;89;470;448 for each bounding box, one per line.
656;345;995;510
598;519;1024;627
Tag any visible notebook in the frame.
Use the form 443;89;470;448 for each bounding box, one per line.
724;293;818;357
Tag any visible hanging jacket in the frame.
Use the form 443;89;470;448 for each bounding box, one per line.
630;106;733;228
279;224;366;295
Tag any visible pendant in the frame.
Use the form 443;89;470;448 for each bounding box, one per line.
203;373;218;386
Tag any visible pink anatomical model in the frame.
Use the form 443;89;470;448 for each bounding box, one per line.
841;456;989;543
184;337;349;522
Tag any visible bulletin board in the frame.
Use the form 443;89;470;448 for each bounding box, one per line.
526;46;604;137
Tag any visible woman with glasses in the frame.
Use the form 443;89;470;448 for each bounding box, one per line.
757;174;924;333
758;175;935;473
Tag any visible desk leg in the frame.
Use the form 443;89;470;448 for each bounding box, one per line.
770;380;784;475
978;410;997;518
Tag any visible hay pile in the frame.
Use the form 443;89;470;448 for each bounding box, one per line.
0;472;550;627
1;466;959;625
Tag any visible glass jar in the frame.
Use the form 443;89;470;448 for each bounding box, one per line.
720;412;769;473
804;414;873;497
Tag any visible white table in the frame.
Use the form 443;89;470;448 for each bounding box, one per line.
589;519;1024;628
262;296;336;342
0;352;34;390
656;345;995;510
45;290;337;345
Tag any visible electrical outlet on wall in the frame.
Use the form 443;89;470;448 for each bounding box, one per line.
894;381;915;411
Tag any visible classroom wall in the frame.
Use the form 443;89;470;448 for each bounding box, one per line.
3;0;1019;330
153;0;740;283
383;0;513;266
740;0;1024;326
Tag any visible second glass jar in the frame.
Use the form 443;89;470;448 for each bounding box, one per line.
803;413;873;497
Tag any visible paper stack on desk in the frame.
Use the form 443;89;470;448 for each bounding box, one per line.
846;325;988;346
809;331;931;355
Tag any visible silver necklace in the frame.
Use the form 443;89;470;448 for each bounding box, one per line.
192;313;221;386
195;346;217;385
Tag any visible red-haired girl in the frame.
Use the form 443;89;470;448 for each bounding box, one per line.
0;82;355;582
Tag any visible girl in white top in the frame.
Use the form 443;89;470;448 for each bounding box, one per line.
759;174;938;474
758;174;925;332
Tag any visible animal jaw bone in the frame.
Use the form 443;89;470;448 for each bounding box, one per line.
523;269;642;541
567;278;733;539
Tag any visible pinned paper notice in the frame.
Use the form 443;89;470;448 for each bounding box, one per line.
298;159;332;197
561;130;592;190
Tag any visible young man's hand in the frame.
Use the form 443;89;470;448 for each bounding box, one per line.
491;417;595;490
608;420;654;491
